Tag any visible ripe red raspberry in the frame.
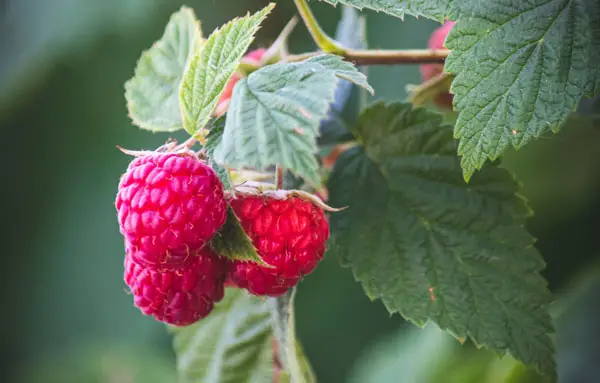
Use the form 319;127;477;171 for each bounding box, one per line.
116;153;227;269
420;21;455;109
124;247;226;326
227;194;329;296
215;48;267;117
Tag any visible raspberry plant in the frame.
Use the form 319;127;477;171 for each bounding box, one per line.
118;0;600;381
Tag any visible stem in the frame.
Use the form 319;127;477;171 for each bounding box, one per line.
292;0;449;65
294;0;345;54
275;166;284;189
345;48;449;65
182;136;197;149
269;288;305;383
285;49;449;65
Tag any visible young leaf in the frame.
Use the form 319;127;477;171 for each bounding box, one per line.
214;54;373;185
328;102;556;378
210;206;265;265
179;3;275;135
445;0;600;181
171;288;273;383
320;0;450;21
125;7;202;132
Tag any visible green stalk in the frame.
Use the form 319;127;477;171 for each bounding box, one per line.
269;288;309;383
293;0;346;54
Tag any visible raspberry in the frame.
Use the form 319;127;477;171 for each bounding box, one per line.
124;247;227;326
227;194;330;296
215;48;267;117
420;21;455;109
215;72;242;117
230;264;299;296
115;153;227;269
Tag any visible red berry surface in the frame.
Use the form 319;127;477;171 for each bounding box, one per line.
228;195;330;296
215;72;242;117
420;21;455;109
124;247;227;326
116;153;227;269
215;48;267;117
243;47;266;64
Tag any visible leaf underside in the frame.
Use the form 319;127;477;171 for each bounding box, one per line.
179;3;275;135
171;288;273;383
214;54;372;186
125;7;202;132
328;102;556;378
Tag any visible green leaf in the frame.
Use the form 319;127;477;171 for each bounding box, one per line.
205;117;232;190
179;3;275;135
214;54;372;185
445;0;600;181
320;0;450;21
209;206;265;264
125;7;202;132
171;288;273;383
328;102;556;378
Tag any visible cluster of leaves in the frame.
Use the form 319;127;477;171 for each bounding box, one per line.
324;0;600;181
120;0;592;380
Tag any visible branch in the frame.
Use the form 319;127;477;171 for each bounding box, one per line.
291;0;450;65
286;48;449;65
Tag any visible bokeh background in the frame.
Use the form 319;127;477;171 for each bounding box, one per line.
1;0;599;382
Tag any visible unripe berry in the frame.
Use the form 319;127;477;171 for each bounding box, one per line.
116;153;227;269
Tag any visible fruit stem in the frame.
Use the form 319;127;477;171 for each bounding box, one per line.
269;288;307;383
275;166;285;189
293;0;346;55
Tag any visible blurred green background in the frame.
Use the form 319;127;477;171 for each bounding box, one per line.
1;1;599;382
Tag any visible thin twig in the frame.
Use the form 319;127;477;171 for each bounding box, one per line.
292;0;449;65
285;48;449;65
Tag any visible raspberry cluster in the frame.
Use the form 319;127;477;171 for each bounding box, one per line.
116;152;330;326
116;153;228;326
